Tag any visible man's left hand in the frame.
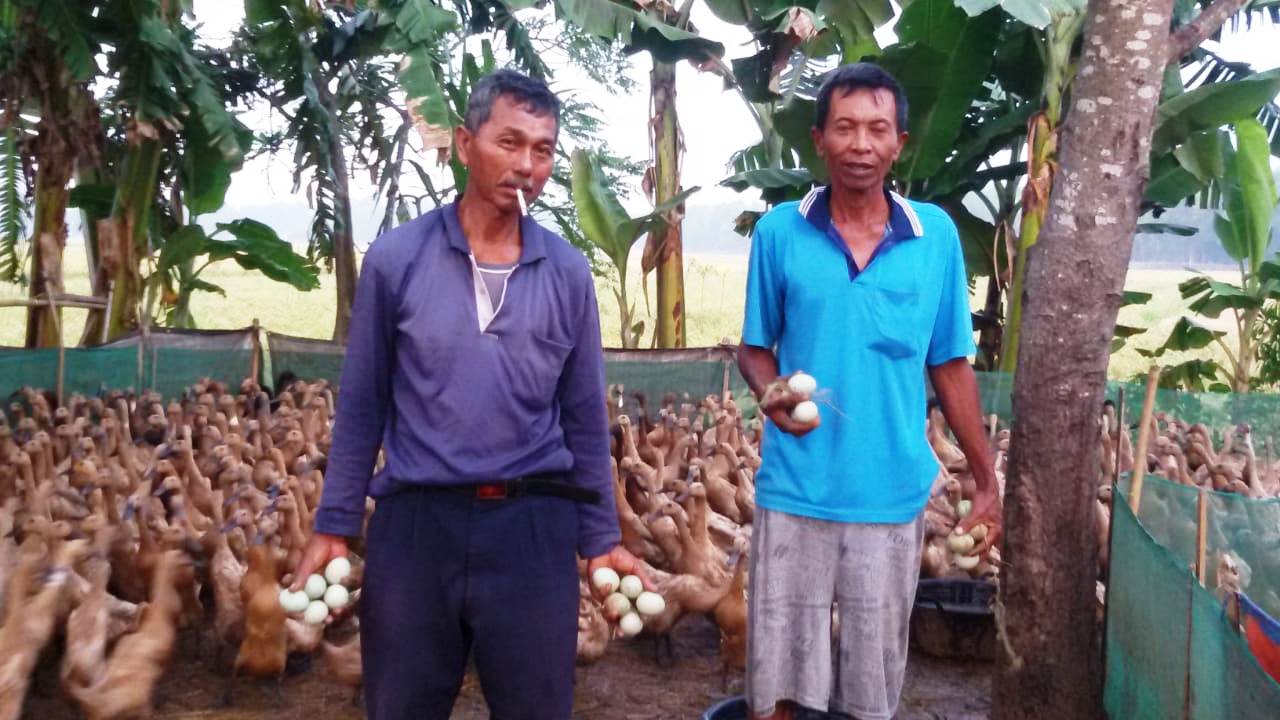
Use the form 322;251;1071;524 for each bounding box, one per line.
586;545;655;605
957;487;1002;556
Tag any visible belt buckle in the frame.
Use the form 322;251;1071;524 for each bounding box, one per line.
475;482;507;500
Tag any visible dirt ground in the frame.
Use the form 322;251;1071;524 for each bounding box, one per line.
23;616;990;720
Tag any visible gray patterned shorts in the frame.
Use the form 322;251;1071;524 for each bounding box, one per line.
747;506;924;720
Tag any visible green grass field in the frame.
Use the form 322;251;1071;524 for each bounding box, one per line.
0;247;1237;381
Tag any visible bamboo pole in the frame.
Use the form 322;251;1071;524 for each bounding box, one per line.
1127;366;1161;514
0;294;107;310
250;318;262;386
45;295;65;407
1115;388;1126;485
1195;485;1209;586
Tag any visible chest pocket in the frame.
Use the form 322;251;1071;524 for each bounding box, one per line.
865;282;921;360
505;331;574;412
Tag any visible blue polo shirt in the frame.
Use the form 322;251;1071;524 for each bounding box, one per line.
742;186;975;523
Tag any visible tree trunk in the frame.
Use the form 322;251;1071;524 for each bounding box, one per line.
105;138;162;341
79;165;108;346
1235;306;1259;392
24;169;69;348
995;1;1175;718
330;139;356;344
651;60;685;349
322;89;356;344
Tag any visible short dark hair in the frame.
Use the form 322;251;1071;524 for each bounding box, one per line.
814;63;908;133
464;69;560;134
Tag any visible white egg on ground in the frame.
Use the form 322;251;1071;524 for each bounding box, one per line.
604;592;632;617
591;567;620;595
787;372;818;395
619;612;644;637
324;556;352;585
279;588;309;613
619;574;643;599
635;591;665;617
791;400;820;424
324;583;350;610
303;599;330;625
304;573;328;600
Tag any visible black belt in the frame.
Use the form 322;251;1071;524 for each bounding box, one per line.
438;474;601;504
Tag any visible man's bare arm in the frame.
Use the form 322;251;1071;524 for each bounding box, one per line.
737;343;819;437
928;358;1002;553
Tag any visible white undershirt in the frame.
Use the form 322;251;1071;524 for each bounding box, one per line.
468;254;517;332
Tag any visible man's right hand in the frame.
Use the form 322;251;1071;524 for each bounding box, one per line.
289;532;349;592
759;375;821;437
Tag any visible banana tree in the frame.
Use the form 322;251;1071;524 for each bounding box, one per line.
241;0;394;342
152;220;319;328
956;0;1280;373
571;148;696;347
950;0;1086;372
556;0;723;348
0;0;102;347
1148;118;1280;392
90;0;251;341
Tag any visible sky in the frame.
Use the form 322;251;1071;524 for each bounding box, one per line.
187;2;1279;255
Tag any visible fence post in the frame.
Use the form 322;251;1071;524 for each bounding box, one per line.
46;295;65;407
1194;486;1209;586
250;318;262;386
138;314;151;394
1115;388;1126;485
1129;366;1161;514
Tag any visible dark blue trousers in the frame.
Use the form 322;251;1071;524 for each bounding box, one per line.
360;487;580;719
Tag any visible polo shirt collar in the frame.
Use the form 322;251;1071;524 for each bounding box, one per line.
798;185;924;240
443;200;548;265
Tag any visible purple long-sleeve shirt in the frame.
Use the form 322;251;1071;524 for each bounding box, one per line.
313;202;621;558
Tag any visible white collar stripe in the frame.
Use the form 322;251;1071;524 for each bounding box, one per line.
889;191;924;237
799;186;822;217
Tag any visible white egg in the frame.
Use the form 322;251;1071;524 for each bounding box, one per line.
791;400;819;424
279;588;309;613
634;591;666;617
324;556;352;585
956;499;973;518
324;583;350;610
619;574;643;599
954;553;981;571
591;567;620;594
619;611;644;637
947;531;976;555
604;592;632;617
303;599;329;625
787;372;818;395
304;573;328;600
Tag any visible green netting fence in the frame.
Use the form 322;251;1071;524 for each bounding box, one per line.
1105;473;1280;719
2;331;755;415
9;331;1280;436
1;327;255;401
973;372;1280;440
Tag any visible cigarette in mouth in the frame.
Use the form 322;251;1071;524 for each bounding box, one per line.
517;187;529;216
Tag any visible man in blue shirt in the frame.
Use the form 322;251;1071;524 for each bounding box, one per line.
737;64;1002;720
289;70;647;719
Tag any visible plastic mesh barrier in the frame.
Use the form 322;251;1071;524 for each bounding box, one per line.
1105;474;1280;719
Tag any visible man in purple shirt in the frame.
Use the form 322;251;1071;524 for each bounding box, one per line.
290;69;646;719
